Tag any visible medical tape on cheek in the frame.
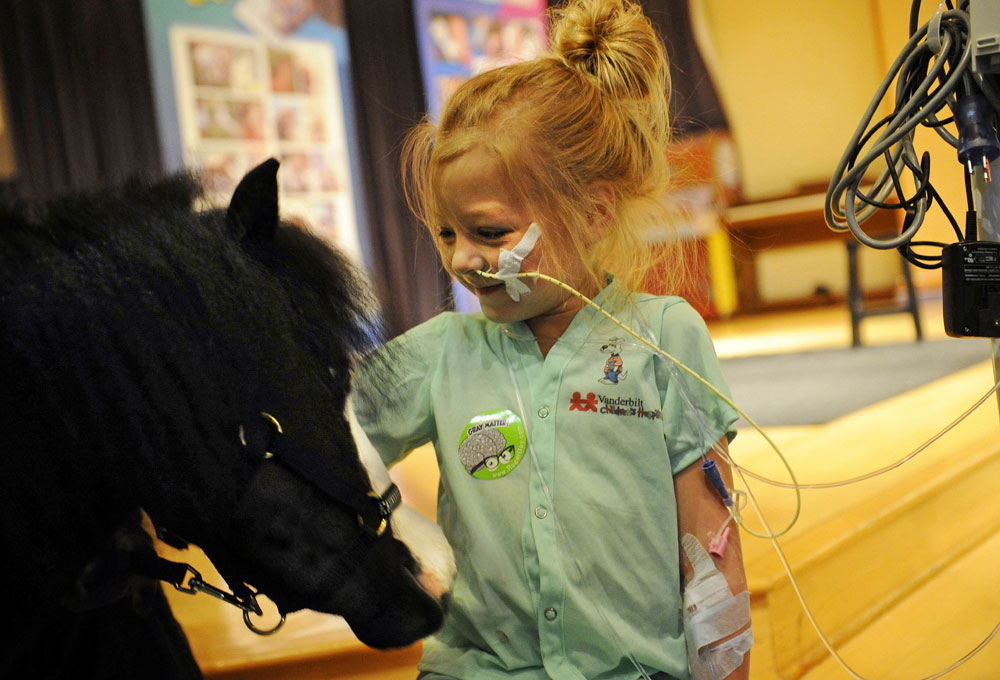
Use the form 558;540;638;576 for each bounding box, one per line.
681;533;752;680
496;222;541;301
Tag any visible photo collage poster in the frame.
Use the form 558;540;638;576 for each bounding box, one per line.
169;22;359;260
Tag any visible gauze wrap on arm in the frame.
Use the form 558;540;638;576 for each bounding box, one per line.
496;222;541;301
681;533;753;680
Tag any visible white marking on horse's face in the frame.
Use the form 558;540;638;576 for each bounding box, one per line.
346;399;455;600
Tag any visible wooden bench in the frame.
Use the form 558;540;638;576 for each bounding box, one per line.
723;191;902;313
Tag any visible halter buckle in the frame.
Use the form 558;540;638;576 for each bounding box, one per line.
357;484;402;537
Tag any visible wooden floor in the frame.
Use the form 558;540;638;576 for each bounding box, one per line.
166;295;1000;680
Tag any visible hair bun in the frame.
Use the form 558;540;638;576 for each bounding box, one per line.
551;0;666;101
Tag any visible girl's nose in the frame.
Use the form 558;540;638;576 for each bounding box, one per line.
451;236;490;275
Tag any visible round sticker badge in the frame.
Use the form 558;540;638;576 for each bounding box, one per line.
457;409;527;480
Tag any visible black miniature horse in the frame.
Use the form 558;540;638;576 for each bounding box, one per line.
0;160;453;678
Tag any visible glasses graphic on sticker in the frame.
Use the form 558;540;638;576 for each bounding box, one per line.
459;428;514;473
456;409;526;480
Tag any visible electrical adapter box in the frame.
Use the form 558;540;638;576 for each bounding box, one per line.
971;0;1000;74
942;241;1000;337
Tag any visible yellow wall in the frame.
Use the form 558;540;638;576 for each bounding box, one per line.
692;0;886;201
693;0;967;291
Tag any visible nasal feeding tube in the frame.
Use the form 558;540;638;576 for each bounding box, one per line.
476;261;1000;679
495;222;541;301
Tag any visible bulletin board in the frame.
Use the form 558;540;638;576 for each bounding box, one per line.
169;25;357;257
143;0;366;264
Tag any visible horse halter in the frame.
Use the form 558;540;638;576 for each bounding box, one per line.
239;411;402;536
141;410;402;636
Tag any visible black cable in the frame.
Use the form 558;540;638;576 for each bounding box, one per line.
900;255;941;270
908;239;949;252
921;115;955;128
885;149;908;206
851;144;960;243
899;240;945;269
854;150;930;212
963;168;977;241
964;209;978;242
909;0;922;38
964;161;974;207
848;112;895;171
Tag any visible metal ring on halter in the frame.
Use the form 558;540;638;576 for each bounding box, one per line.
259;411;283;434
243;609;286;635
238;412;282;459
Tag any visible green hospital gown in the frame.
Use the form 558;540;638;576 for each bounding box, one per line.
353;285;738;680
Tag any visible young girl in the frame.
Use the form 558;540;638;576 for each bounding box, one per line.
353;1;751;678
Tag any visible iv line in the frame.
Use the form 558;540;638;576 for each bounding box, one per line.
735;453;1000;680
738;377;1000;489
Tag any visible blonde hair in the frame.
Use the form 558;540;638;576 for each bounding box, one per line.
402;0;688;302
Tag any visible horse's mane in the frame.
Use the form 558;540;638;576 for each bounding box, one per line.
0;173;203;246
0;172;383;361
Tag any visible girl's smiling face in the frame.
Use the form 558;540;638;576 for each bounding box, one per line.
435;145;586;344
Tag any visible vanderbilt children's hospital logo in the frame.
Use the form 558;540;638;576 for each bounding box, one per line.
568;392;662;421
569;391;599;411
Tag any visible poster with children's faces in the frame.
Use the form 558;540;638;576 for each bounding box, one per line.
169;25;359;260
414;0;548;119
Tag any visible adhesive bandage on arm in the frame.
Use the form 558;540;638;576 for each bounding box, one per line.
496;222;541;301
681;533;753;680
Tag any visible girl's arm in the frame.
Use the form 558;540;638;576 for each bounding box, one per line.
674;437;750;680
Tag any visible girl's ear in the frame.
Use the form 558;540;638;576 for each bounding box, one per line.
585;181;616;244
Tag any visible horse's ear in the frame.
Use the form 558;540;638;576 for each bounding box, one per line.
227;158;280;244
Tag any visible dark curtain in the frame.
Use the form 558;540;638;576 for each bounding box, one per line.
641;0;728;136
344;0;453;339
0;0;163;202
